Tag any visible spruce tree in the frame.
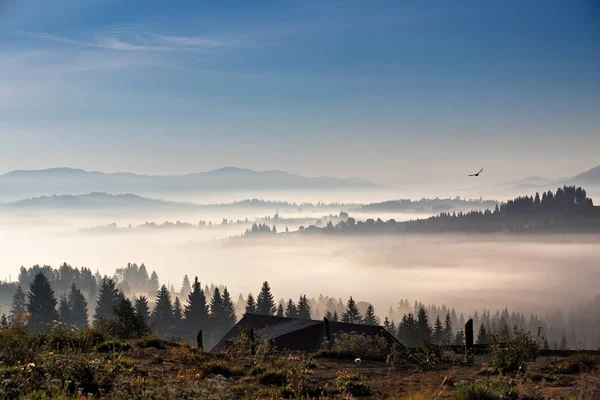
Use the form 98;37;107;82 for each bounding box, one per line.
135;296;151;326
27;273;59;333
245;293;257;314
559;336;568;350
285;299;297;318
443;312;453;346
325;310;334;320
256;281;276;316
181;275;191;297
148;271;160;294
363;305;379;325
297;295;311;319
416;308;432;343
184;277;209;340
476;324;488;345
455;329;465;345
332;311;339;322
172;297;184;331
398;313;418;347
94;278;123;325
10;285;27;325
209;287;224;320
433;315;444;345
58;296;72;325
114;298;150;339
152;285;174;338
221;287;237;328
276;303;284;317
542;339;550;351
341;296;362;324
68;283;89;330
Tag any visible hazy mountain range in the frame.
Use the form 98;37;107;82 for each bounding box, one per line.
497;164;600;190
0;167;381;202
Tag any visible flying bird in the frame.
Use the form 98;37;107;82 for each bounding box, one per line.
468;168;483;177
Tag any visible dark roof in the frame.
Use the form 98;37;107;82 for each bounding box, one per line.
210;314;423;364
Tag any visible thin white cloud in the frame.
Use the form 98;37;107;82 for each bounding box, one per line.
24;30;262;52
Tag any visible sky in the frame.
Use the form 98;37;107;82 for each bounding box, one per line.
0;0;599;187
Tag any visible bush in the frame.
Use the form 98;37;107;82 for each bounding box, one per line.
488;329;539;373
134;337;165;349
96;340;132;353
335;369;373;397
0;327;33;366
454;381;498;400
560;354;599;374
318;332;392;361
258;370;287;386
199;360;243;378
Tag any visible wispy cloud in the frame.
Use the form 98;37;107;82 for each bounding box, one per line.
25;30;263;52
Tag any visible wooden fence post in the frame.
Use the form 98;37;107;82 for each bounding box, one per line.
323;317;332;349
465;319;474;349
197;329;203;350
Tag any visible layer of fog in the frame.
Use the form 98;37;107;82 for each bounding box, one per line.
2;218;598;318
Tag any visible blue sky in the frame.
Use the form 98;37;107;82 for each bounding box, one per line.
0;0;599;186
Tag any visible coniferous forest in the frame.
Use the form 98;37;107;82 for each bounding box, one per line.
2;262;599;351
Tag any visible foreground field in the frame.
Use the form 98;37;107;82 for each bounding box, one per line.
1;330;599;399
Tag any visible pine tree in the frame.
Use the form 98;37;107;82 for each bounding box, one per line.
543;339;550;351
10;285;27;325
27;273;59;333
58;296;72;325
221;287;237;328
113;298;150;339
256;281;276;316
276;303;284;317
135;295;151;322
209;287;224;320
363;305;379;325
383;317;394;335
398;313;418;347
68;283;89;330
152;285;174;338
297;295;311;319
181;275;191;297
433;315;444;345
172;297;184;331
559;336;568;350
476;324;488;345
148;271;160;293
416;308;432;343
332;311;339;322
94;278;123;325
443;313;453;346
285;299;297;318
389;320;397;337
455;329;465;345
341;297;362;324
245;294;257;314
325;310;334;320
184;277;209;342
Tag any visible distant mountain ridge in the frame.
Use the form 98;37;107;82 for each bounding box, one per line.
0;167;381;201
498;164;600;190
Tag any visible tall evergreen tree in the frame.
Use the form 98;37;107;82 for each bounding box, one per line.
341;296;361;324
398;313;418;347
68;283;89;330
10;285;27;325
476;324;488;345
443;312;454;346
58;296;72;325
285;299;297;318
332;311;339;322
148;271;160;293
181;275;192;297
209;287;224;319
256;281;276;316
363;305;379;325
152;285;174;338
245;293;257;314
172;297;184;331
184;277;210;340
297;295;312;319
27;273;59;332
113;298;150;339
433;315;444;345
325;310;334;321
94;278;123;325
455;329;465;345
221;288;237;328
416;308;432;343
135;296;151;326
559;336;568;350
276;303;284;317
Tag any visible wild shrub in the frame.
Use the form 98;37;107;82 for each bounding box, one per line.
454;381;497;400
0;327;33;366
488;329;539;373
134;336;165;349
560;354;599;374
319;332;391;361
335;368;373;397
96;340;132;353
